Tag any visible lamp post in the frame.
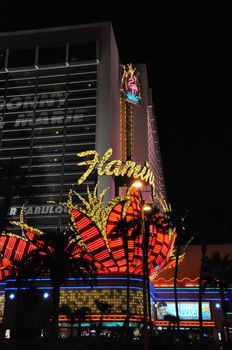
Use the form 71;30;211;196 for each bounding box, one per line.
131;181;151;350
141;202;152;350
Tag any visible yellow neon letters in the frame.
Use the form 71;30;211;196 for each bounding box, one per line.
77;148;155;190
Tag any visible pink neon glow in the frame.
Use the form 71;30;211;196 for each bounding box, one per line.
128;77;138;97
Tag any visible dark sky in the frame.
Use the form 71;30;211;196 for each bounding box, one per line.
0;2;230;243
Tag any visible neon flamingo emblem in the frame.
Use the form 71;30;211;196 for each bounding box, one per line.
128;77;138;98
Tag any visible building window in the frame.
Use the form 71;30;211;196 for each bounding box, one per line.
0;62;97;231
69;43;96;63
38;46;66;67
0;50;6;70
8;49;36;69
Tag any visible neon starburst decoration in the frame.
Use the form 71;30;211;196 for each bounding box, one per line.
126;91;140;103
0;185;177;280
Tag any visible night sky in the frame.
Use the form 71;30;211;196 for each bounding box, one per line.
0;2;230;243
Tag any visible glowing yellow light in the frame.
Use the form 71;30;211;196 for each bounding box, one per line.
132;180;143;188
143;204;152;212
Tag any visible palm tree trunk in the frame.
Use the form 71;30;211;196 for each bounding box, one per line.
51;284;61;340
144;223;152;336
97;314;103;337
146;263;152;338
142;215;148;325
78;320;81;336
13;284;21;339
198;272;203;339
219;283;230;342
70;319;74;338
198;244;206;340
125;237;130;332
174;243;180;333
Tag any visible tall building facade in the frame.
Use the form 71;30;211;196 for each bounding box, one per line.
0;22;166;233
0;23;169;336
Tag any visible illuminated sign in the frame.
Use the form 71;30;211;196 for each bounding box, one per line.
121;64;141;105
156;301;211;320
9;205;68;217
0;170;175;281
76;148;155;192
0;92;85;128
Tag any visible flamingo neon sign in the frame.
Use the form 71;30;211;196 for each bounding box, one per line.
121;64;141;105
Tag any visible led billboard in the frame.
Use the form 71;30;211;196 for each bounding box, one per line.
156;301;211;320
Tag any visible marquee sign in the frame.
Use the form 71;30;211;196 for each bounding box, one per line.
120;64;141;105
156;302;211;320
77;148;155;194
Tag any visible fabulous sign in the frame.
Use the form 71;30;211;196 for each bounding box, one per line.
76;148;155;192
9;205;68;217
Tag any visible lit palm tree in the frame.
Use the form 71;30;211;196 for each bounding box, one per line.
202;252;232;342
17;227;96;339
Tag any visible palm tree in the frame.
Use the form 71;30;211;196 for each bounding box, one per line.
110;216;140;330
15;286;50;339
59;303;90;337
59;304;75;337
162;208;192;334
76;307;90;336
198;243;207;340
0;160;34;232
143;206;175;332
202;252;232;342
5;259;51;339
17;227;96;340
164;314;179;333
95;300;113;336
